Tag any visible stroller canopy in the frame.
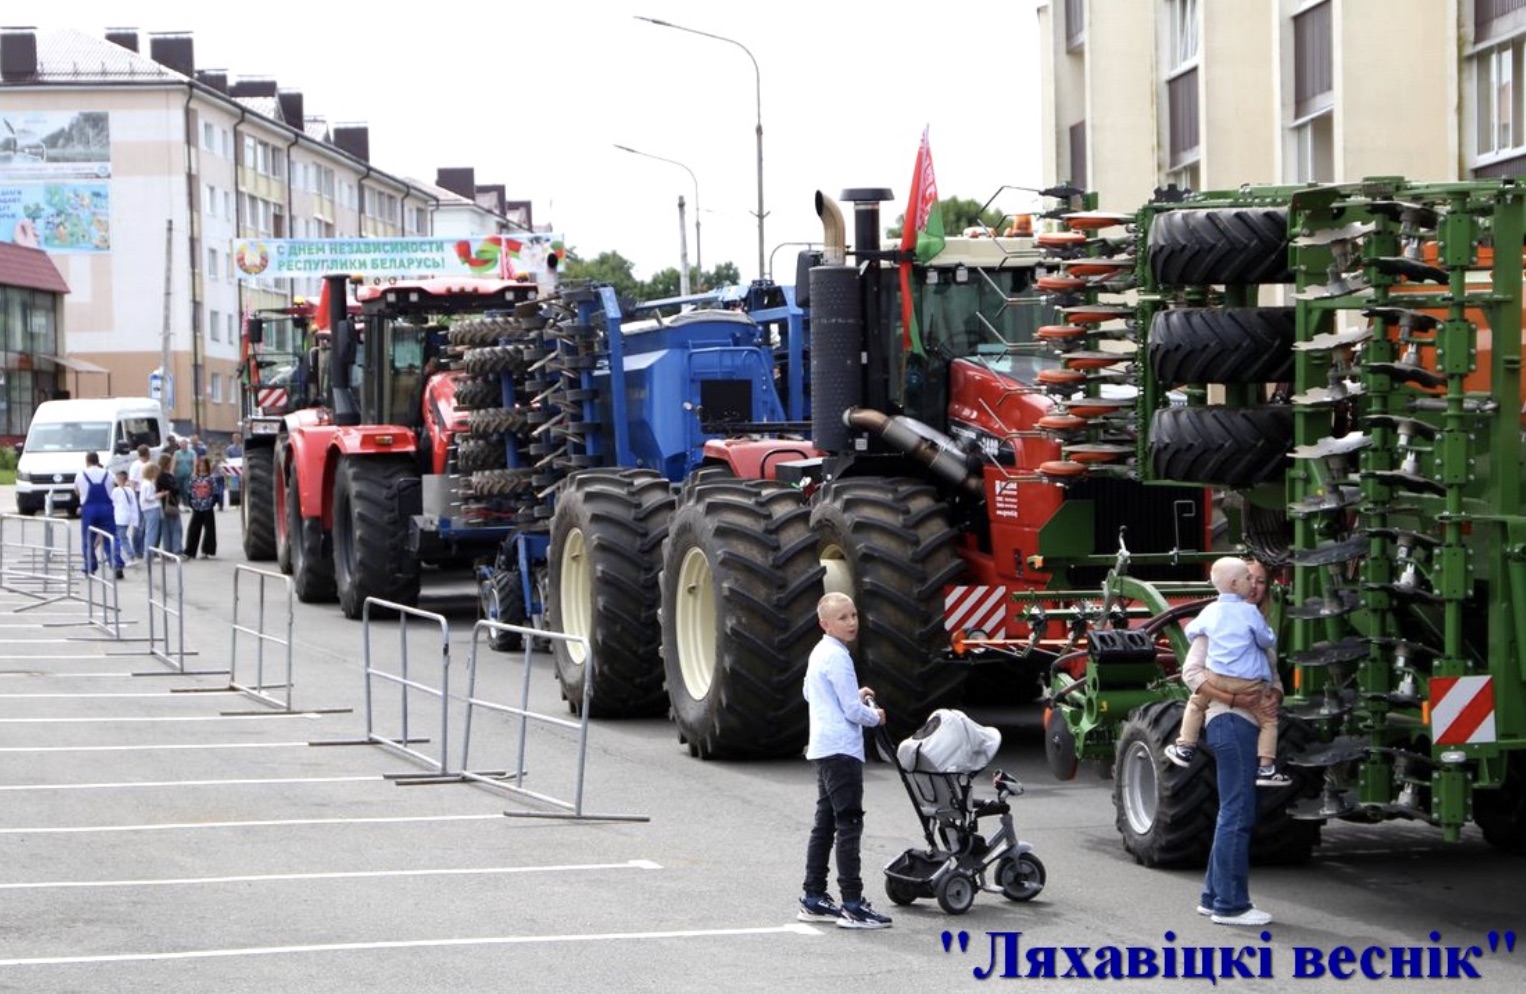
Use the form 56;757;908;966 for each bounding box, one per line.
896;709;1002;773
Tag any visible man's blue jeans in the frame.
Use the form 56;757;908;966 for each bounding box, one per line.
1200;712;1259;917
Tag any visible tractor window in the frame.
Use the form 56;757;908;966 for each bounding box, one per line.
384;321;427;427
917;267;1059;384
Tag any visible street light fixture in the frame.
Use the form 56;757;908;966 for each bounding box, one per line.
636;15;765;281
613;143;703;281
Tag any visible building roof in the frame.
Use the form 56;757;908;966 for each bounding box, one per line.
0;241;70;294
32;28;179;83
402;176;477;206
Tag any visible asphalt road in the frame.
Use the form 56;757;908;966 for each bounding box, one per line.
0;490;1523;993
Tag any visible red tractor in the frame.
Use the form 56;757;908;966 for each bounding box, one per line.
242;273;542;617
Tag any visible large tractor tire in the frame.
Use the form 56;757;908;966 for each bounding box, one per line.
332;456;422;620
1148;308;1295;386
480;565;527;653
809;478;966;741
1114;700;1321;868
547;470;674;718
287;467;335;603
241;445;277;561
661;480;824;759
1474;753;1526;854
1147;208;1293;286
1149;406;1292;489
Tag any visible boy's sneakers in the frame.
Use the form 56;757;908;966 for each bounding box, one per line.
1212;907;1273;926
1256;765;1292;787
837;899;893;929
1164;743;1196;768
797;893;842;922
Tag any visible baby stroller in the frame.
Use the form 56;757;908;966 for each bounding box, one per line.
882;708;1046;915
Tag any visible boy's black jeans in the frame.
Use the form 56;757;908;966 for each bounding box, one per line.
803;754;866;903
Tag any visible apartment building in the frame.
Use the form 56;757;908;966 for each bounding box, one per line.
1037;0;1482;212
0;27;527;438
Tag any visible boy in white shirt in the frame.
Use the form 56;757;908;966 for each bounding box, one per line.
111;469;141;567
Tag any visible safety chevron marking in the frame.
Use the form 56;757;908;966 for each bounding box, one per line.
1430;675;1496;745
944;586;1007;639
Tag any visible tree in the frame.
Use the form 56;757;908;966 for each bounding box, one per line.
561;250;748;301
886;196;1004;240
560;249;642;300
703;261;741;288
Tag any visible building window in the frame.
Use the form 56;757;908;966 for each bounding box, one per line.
1163;1;1200;178
1066;0;1086;49
1294;1;1333;118
202;122;215;151
1069;121;1088;188
1170;0;1199;67
1166;162;1200;196
1476;36;1525;159
209;308;221;344
1293;113;1334;182
1478;0;1526;42
1291;0;1334;183
207;248;219;280
1167;69;1200;170
210;372;223;404
228;312;238;346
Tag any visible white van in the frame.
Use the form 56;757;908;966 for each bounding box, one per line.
13;398;169;516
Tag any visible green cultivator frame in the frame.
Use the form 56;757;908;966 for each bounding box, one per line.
1047;178;1526;864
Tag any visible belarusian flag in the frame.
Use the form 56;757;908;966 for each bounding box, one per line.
900;127;945;354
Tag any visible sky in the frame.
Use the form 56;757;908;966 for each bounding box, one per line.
26;0;1047;283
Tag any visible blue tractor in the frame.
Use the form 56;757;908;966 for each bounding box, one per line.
459;281;813;738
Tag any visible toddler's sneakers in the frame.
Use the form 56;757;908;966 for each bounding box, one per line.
837;899;893;929
1164;743;1197;767
1256;765;1292;787
797;892;842;922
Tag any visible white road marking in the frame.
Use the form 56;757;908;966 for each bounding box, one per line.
0;690;239;698
0;672;139;679
0;813;516;834
0;741;310;754
0;713;320;723
0;655;133;661
0;775;378;792
0;924;818;967
0;860;663;890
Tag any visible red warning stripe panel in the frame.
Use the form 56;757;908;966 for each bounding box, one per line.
1430;676;1497;745
944;586;1007;639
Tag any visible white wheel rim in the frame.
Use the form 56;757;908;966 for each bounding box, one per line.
1121;740;1159;835
675;546;716;700
559;528;590;665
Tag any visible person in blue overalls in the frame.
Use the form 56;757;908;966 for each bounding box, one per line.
75;451;122;579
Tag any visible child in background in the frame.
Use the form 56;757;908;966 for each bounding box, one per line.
111;469;141;568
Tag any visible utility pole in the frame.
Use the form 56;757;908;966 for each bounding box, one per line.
677;195;691;296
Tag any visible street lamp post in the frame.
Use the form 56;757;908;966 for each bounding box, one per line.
636;15;764;282
613;143;702;283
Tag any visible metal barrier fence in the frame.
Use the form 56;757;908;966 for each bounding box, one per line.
227;565;296;710
459;620;647;822
143;547;192;672
0;512;76;609
361;598;453;776
81;524;123;639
